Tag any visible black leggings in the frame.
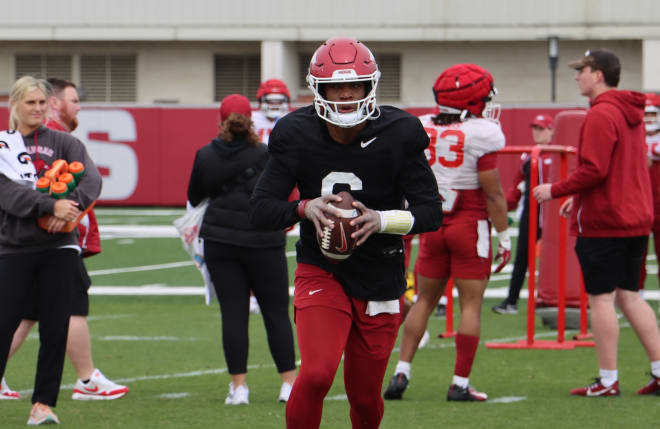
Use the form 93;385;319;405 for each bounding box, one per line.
0;248;78;406
507;205;541;305
204;240;296;375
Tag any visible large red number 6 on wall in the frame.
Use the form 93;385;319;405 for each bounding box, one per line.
438;129;465;168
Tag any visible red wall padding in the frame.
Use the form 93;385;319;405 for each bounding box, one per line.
0;105;581;206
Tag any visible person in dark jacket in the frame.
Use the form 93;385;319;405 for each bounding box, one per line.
0;76;102;425
186;94;296;405
492;114;553;315
534;49;660;397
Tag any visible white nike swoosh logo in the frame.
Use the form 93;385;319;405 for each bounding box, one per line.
360;137;377;148
308;289;323;295
586;388;615;397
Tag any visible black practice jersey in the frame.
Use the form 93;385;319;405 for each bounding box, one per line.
250;105;442;301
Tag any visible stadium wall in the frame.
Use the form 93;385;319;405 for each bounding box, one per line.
0;105;582;206
0;39;643;105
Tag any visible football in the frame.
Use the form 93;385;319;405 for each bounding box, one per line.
318;191;361;261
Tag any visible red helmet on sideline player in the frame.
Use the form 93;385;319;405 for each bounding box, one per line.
644;93;660;134
432;63;500;122
256;79;290;121
307;37;381;128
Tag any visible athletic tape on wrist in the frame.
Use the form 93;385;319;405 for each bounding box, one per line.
378;210;414;235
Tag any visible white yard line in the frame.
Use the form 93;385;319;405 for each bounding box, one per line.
100;225;180;238
157;392;192;399
89;261;195;276
86;314;135;321
488;396;527;403
17;364;271;396
87;284;660;300
99;224;301;238
95;209;185;216
98;336;198;341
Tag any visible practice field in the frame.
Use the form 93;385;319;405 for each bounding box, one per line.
1;208;659;428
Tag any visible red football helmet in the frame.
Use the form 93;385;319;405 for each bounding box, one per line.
256;79;290;120
432;64;499;122
307;37;381;127
644;93;660;134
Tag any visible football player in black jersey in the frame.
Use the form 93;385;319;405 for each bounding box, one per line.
250;37;442;429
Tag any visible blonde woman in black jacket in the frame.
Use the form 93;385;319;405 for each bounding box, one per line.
187;94;296;405
0;76;102;425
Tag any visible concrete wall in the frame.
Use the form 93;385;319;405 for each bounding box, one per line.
2;0;659;41
0;39;644;104
0;1;655;104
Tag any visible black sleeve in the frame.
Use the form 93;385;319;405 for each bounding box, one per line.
0;174;56;217
63;136;102;210
400;121;443;234
187;150;205;206
249;130;299;231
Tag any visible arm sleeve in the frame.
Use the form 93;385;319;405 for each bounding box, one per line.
505;160;525;211
400;121;443;235
249;130;299;231
63;137;102;210
551;111;614;198
187;151;205;207
0;174;56;217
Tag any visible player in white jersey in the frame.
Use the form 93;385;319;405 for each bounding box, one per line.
640;94;660;308
249;79;293;313
385;64;511;402
251;79;291;144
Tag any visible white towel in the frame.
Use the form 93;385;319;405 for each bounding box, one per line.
0;130;37;186
365;299;400;316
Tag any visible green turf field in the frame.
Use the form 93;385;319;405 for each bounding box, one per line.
2;207;659;428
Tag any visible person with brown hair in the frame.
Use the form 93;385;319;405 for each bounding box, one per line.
384;63;510;403
492;114;554;315
186;94;296;405
534;49;660;396
0;75;101;425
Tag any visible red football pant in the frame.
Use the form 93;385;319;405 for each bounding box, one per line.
286;306;394;429
287;264;401;429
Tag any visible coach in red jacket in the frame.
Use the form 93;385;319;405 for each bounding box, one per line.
533;49;660;397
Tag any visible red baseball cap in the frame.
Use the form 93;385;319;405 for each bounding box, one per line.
530;114;553;129
219;94;252;122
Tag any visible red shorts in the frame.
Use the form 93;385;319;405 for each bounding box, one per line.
294;263;402;360
415;219;492;280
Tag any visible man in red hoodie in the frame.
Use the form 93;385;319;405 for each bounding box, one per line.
533;49;660;397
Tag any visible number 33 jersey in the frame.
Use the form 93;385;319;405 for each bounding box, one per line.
418;114;505;221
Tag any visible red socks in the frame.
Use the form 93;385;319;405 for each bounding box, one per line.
454;333;479;377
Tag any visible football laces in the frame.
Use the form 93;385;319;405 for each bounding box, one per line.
320;224;333;250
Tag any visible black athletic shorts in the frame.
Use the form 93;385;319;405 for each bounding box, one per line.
574;236;648;295
25;256;91;319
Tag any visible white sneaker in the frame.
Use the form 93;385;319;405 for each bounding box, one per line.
418;330;430;349
279;382;293;402
249;296;261;314
225;382;249;405
72;369;129;400
1;377;20;400
27;403;59;425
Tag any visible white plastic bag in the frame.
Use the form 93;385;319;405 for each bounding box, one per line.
173;199;209;260
173;199;216;304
